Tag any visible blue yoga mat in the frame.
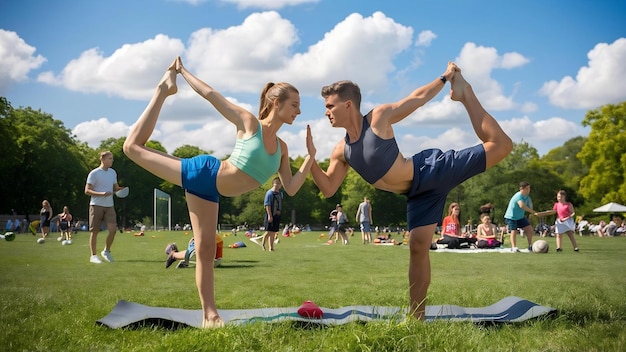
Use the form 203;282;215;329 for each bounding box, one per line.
96;296;556;329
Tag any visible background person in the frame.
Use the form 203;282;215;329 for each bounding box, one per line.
39;200;53;239
262;177;283;251
85;151;125;264
335;204;349;245
600;214;624;237
355;196;372;244
541;190;579;252
504;182;537;252
476;213;501;248
57;206;73;241
436;203;477;249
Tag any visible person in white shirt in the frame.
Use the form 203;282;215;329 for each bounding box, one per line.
84;151;126;264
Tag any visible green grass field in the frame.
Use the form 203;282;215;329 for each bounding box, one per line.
1;229;625;351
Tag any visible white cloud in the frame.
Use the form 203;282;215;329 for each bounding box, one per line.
540;38;626;109
415;30;437;47
219;0;319;10
0;29;46;94
285;11;413;93
499;115;580;147
37;34;185;100
455;42;530;111
185;11;299;93
72;118;130;148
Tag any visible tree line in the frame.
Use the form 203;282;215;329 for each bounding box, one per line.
1;96;624;230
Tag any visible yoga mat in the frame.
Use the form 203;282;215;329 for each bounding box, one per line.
97;296;555;329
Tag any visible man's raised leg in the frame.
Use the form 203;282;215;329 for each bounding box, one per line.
451;72;513;169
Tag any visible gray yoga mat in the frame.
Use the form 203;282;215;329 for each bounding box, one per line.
97;296;556;329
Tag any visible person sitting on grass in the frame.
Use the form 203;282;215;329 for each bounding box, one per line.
475;213;501;248
436;203;477;249
165;235;223;268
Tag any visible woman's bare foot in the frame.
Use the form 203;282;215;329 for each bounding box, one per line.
159;67;178;96
202;316;225;329
450;72;470;102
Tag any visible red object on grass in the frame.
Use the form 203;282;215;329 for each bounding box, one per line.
297;300;323;319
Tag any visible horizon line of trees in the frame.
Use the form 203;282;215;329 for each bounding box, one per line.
1;97;624;230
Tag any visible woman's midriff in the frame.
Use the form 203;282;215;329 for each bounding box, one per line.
215;160;262;197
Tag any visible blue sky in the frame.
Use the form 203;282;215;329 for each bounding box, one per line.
1;0;625;159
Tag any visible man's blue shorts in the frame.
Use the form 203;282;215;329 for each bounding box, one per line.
360;221;371;232
264;213;281;232
405;144;486;230
505;217;530;231
181;155;221;203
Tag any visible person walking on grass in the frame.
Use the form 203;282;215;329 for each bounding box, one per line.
504;181;538;253
123;57;315;328
308;62;512;319
335;204;349;245
85;151;126;264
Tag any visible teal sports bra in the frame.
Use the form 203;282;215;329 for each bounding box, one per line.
228;122;281;184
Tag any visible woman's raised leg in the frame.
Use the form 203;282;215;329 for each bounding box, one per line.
123;63;182;186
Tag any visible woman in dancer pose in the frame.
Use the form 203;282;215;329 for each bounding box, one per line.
124;57;315;328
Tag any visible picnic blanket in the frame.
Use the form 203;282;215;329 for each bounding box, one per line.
97;296;555;329
431;247;530;253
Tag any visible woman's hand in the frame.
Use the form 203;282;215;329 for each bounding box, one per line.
306;125;317;159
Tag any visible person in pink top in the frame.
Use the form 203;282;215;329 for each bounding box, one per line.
543;190;579;252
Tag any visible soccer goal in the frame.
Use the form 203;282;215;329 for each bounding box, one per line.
154;189;171;231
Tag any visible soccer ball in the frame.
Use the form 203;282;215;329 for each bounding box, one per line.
532;240;549;253
66;240;72;245
4;232;15;241
37;238;45;244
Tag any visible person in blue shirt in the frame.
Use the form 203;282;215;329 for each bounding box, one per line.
262;177;283;251
504;181;538;252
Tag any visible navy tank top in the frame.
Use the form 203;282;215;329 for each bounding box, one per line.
344;112;400;184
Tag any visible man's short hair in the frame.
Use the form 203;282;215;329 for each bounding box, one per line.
321;80;362;109
519;181;530;188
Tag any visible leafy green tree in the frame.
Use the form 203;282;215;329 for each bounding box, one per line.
578;102;626;206
541;136;588;192
1;102;91;219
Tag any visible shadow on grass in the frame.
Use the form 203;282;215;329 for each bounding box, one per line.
109;319;193;331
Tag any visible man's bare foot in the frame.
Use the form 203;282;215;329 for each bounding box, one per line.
450;72;470;102
159;68;178;96
202;316;225;329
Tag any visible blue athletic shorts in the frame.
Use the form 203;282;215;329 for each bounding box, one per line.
181;155;221;203
405;145;486;230
360;221;371;232
505;217;530;231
